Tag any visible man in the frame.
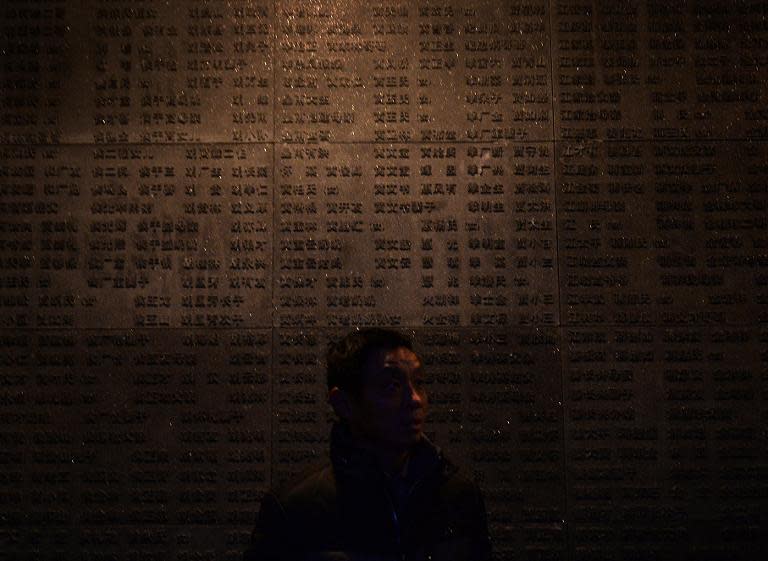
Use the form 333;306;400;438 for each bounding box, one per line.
245;328;491;561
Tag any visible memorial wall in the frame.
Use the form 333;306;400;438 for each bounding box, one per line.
1;0;767;559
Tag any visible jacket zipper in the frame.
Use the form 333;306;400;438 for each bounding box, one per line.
383;487;404;560
386;464;442;561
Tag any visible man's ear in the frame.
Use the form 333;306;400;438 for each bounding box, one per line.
328;386;353;420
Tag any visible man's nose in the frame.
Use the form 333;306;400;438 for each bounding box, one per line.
404;380;425;406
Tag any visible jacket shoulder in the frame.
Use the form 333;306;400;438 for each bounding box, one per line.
441;466;484;501
273;461;338;521
244;463;339;561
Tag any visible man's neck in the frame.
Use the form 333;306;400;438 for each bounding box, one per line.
351;432;412;476
375;446;410;477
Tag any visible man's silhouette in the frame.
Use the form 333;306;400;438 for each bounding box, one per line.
244;328;491;561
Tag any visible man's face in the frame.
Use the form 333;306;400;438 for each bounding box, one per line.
348;346;428;451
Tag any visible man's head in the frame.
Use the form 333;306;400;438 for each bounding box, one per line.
327;328;428;453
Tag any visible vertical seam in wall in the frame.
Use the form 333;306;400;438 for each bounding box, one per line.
270;0;277;492
547;0;571;559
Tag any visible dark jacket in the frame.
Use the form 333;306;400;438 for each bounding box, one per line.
244;423;491;561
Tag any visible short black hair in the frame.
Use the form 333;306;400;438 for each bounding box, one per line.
326;328;414;393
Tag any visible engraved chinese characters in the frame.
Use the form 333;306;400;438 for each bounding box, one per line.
2;1;768;560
